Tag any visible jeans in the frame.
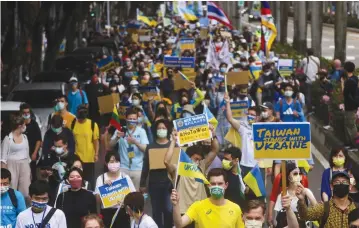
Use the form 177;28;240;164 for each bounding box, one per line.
148;181;173;228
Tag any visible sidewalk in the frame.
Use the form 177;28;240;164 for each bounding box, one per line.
288;17;359;33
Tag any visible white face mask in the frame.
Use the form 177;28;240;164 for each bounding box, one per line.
284;91;293;97
290;174;302;183
132;99;140;106
244;219;263;228
108;162;121;173
0;186;9;194
157;129;168;138
55;147;64;155
261;112;269;119
208;73;213;79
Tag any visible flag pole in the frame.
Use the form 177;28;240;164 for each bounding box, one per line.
174;147;181;189
281;160;287;196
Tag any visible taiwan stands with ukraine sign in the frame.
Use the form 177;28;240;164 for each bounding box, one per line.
98;178;132;208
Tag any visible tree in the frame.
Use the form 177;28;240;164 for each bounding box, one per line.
280;1;289;44
334;1;347;62
310;2;323;57
292;2;300;50
297;2;307;54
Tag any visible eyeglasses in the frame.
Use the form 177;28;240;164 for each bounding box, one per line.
332;180;350;185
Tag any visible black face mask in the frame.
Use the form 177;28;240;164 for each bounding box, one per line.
333;184;350;198
77;111;87;120
157;107;166;115
239;95;246;99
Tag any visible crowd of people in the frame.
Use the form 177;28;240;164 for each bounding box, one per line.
1;12;359;228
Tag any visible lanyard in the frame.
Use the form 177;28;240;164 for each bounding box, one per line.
32;207;47;228
133;213;145;228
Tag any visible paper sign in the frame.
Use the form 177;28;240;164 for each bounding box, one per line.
149;147;181;170
164;56;196;68
98;178;132;208
139;86;158;97
139;35;151;42
173;114;211;146
97;56;116;72
230;101;248;118
179;38;195;50
200;28;208;39
220;31;232;39
252;122;311;159
277;59;294;77
118;106;129;120
226;71;250;85
98;94;120;114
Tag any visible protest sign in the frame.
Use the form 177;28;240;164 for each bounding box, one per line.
179;38;195;50
149;147;181;169
139;86;158;97
118;105;128;120
131;33;139;43
97;56;116;72
164;56;196;69
98;93;120;114
252;122;311;159
173;73;193;90
226;71;250;85
173;114;211;146
277;59;294;77
98;178;132;208
200;28;208;39
220;31;232;39
139;35;151;42
230;101;248;118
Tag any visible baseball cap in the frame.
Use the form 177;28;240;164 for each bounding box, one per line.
260;102;274;111
69;76;78;83
331;171;350;183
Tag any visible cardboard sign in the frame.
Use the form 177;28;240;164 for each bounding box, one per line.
173;114;211;146
139;35;151;42
164;56;196;68
149;147;180;170
220;31;232;39
226;71;250;85
277;59;294;77
230;101;248;118
98;93;120;114
98;178;132;208
200;28;208;39
131;33;139;43
97;56;116;72
252;122;311;159
173;73;192;90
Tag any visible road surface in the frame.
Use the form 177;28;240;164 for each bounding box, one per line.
243;16;359;66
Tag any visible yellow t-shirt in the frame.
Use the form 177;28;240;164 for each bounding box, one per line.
72;119;99;163
186;198;244;228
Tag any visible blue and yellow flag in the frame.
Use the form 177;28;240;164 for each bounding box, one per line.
203;105;218;130
178;7;198;22
137;9;157;27
177;149;209;184
243;165;266;197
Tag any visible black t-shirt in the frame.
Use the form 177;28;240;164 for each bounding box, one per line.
224;169;246;209
350;192;359;203
24;119;42;156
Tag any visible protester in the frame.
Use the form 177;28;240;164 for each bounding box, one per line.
20;103;42;183
56;167;97;228
242;200;266;228
171;168;244;228
1;168;27;228
329;59;344;82
82;214;105;228
275;83;305;122
124;192;158;228
16;180;67;228
67;77;89;115
49;95;76;129
1;113;31;200
281;195;300;228
349;208;359;228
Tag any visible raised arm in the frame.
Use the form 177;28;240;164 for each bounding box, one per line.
164;131;178;178
224;93;241;130
204;125;220;169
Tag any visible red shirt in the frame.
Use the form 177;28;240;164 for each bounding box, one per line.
270;173;309;202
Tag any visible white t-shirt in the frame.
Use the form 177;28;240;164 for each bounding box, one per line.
130;214;158;228
237;122;256;167
16;205;67;228
301;56;320;83
95;172;136;209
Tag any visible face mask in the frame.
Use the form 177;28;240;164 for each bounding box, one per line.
54;147;64;155
21;125;26;133
240;62;248;67
108;162;121;173
114;78;120;83
0;186;9;194
209;186;225;199
31;200;48;212
132;99;140;106
23;114;31;120
220;67;226;73
157;129;168;138
261;112;269;119
69;178;82;189
284;91;293;97
333;183;350;198
208;73;213;79
235;57;240;61
52;127;62;134
264;71;271;76
333;157;345;167
200;62;205;68
244;219;263;228
57;102;65;110
222;159;233;171
290;174;302;183
247;115;256;125
239;95;246;99
127;120;138;127
351;177;355;186
111;87;117;92
218;86;225;92
77;111;87;120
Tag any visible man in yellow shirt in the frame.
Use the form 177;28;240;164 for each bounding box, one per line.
171;168;245;228
71;105;99;190
48;95;76;129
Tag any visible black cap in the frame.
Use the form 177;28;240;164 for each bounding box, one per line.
260;102;274;111
331;171;350;183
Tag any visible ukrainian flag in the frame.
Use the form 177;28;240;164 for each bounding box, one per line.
243;165;266;197
177;149;209;184
249;65;262;80
137;9;157;27
178;7;198;22
203;105;218;130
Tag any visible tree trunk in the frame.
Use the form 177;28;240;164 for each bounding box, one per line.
293;2;300;50
280;1;289;44
297;2;307;54
311;2;323;57
334;1;347;62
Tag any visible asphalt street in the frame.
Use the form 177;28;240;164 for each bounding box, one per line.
243;17;359;66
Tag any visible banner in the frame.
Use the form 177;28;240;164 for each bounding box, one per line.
97;56;116;72
173;114;211;146
164;56;196;68
230;101;248;118
277;59;294;77
98;178;132;208
252;122;311;159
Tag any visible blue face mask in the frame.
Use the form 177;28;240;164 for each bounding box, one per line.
220;67;226;73
32;200;47;212
200;62;205;68
23;114;31;120
127;120;138;126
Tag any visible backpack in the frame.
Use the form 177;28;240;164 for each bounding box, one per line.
8;188;18;208
320;201;359;228
71;118;95;140
79;89;85;104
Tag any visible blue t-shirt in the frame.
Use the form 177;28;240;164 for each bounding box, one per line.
112;127;149;171
67;90;89;115
275;99;305;122
1;189;26;228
